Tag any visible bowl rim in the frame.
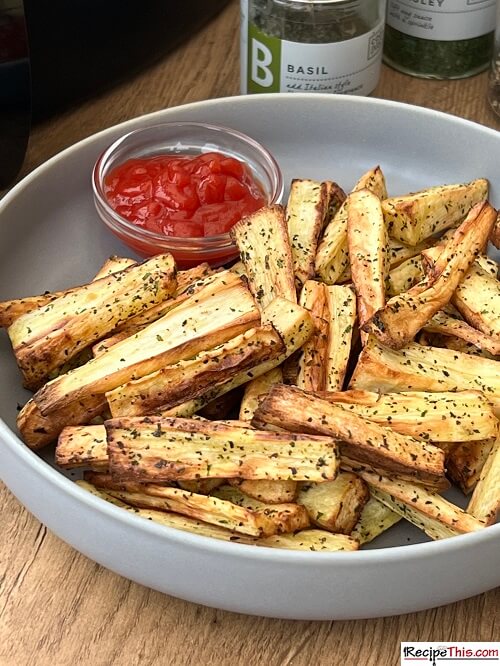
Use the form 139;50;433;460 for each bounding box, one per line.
91;120;284;245
1;92;499;564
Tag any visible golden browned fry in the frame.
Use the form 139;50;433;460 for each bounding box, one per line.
423;311;500;357
382;178;488;245
0;256;137;328
467;434;500;525
446;438;495;495
34;274;260;415
347;189;388;328
230;205;296;309
252;384;447;488
77;480;256;543
349;336;500;416
352;468;487;539
297;280;329;392
364;202;497;349
452;262;500;339
324;285;357;390
296;471;369;534
106;325;284;417
17;394;107;450
315;166;387;285
257;530;359;551
8;254;177;390
177;479;225;494
423;332;496;359
106;416;339;483
286;179;336;286
386;256;425;297
350;496;401;545
56;424;108;469
229;260;246;277
316;389;498;444
228;478;297;504
239;367;284;421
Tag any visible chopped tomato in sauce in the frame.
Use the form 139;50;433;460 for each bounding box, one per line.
104;152;266;238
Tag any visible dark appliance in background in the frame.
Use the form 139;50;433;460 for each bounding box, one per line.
0;0;230;189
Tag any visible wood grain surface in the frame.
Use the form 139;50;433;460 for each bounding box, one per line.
1;3;499;664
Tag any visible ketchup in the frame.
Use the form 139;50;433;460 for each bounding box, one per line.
104;152;267;239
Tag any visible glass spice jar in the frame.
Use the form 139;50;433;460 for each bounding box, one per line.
384;0;497;80
240;0;387;96
487;3;500;117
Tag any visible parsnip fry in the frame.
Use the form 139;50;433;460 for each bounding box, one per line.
324;285;357;390
447;438;495;495
349;336;500;416
452;262;500;339
347;189;387;328
231;205;296;308
106;325;285;417
239;367;284;421
467;435;500;525
252;385;447;488
315;166;387;285
350;497;401;545
382;178;488;245
34;274;260;415
107;416;339;483
297;472;369;534
8;254;177;390
257;530;359;551
0;256;136;328
228;478;297;504
18;396;106;451
286;179;335;286
352;468;486;540
316;389;498;443
56;424;108;469
297;280;329;392
387;256;424;297
364;202;497;349
424;311;500;357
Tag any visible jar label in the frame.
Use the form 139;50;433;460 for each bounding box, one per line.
241;15;385;96
386;0;496;41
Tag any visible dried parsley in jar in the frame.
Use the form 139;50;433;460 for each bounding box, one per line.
384;0;497;80
240;0;386;96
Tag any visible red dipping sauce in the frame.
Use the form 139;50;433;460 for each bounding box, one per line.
103;152;267;239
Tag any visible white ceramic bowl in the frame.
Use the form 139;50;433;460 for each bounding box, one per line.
0;94;499;620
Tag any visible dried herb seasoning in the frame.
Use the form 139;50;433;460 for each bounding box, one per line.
384;26;495;80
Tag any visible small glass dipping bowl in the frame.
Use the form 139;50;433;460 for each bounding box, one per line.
92;122;283;268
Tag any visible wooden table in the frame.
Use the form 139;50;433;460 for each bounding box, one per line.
1;3;498;664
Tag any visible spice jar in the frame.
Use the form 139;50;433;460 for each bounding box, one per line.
384;0;497;80
240;0;386;96
487;3;500;117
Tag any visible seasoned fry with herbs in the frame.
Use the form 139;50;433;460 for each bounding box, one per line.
386;256;425;297
257;530;359;551
230;205;296;309
316;389;498;444
423;311;500;357
239;367;284;421
56;424;108;469
447;438;495;495
382;178;488;245
297;280;329;392
286;179;336;287
452;262;500;340
252;384;447;488
350;336;500;416
106;416;339;483
34;274;260;415
364;202;497;349
228;478;297;504
315;166;387;285
467;435;500;525
350;496;401;545
350;468;486;540
347;188;388;329
296;471;369;534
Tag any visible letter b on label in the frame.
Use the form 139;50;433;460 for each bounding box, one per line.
247;23;280;93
